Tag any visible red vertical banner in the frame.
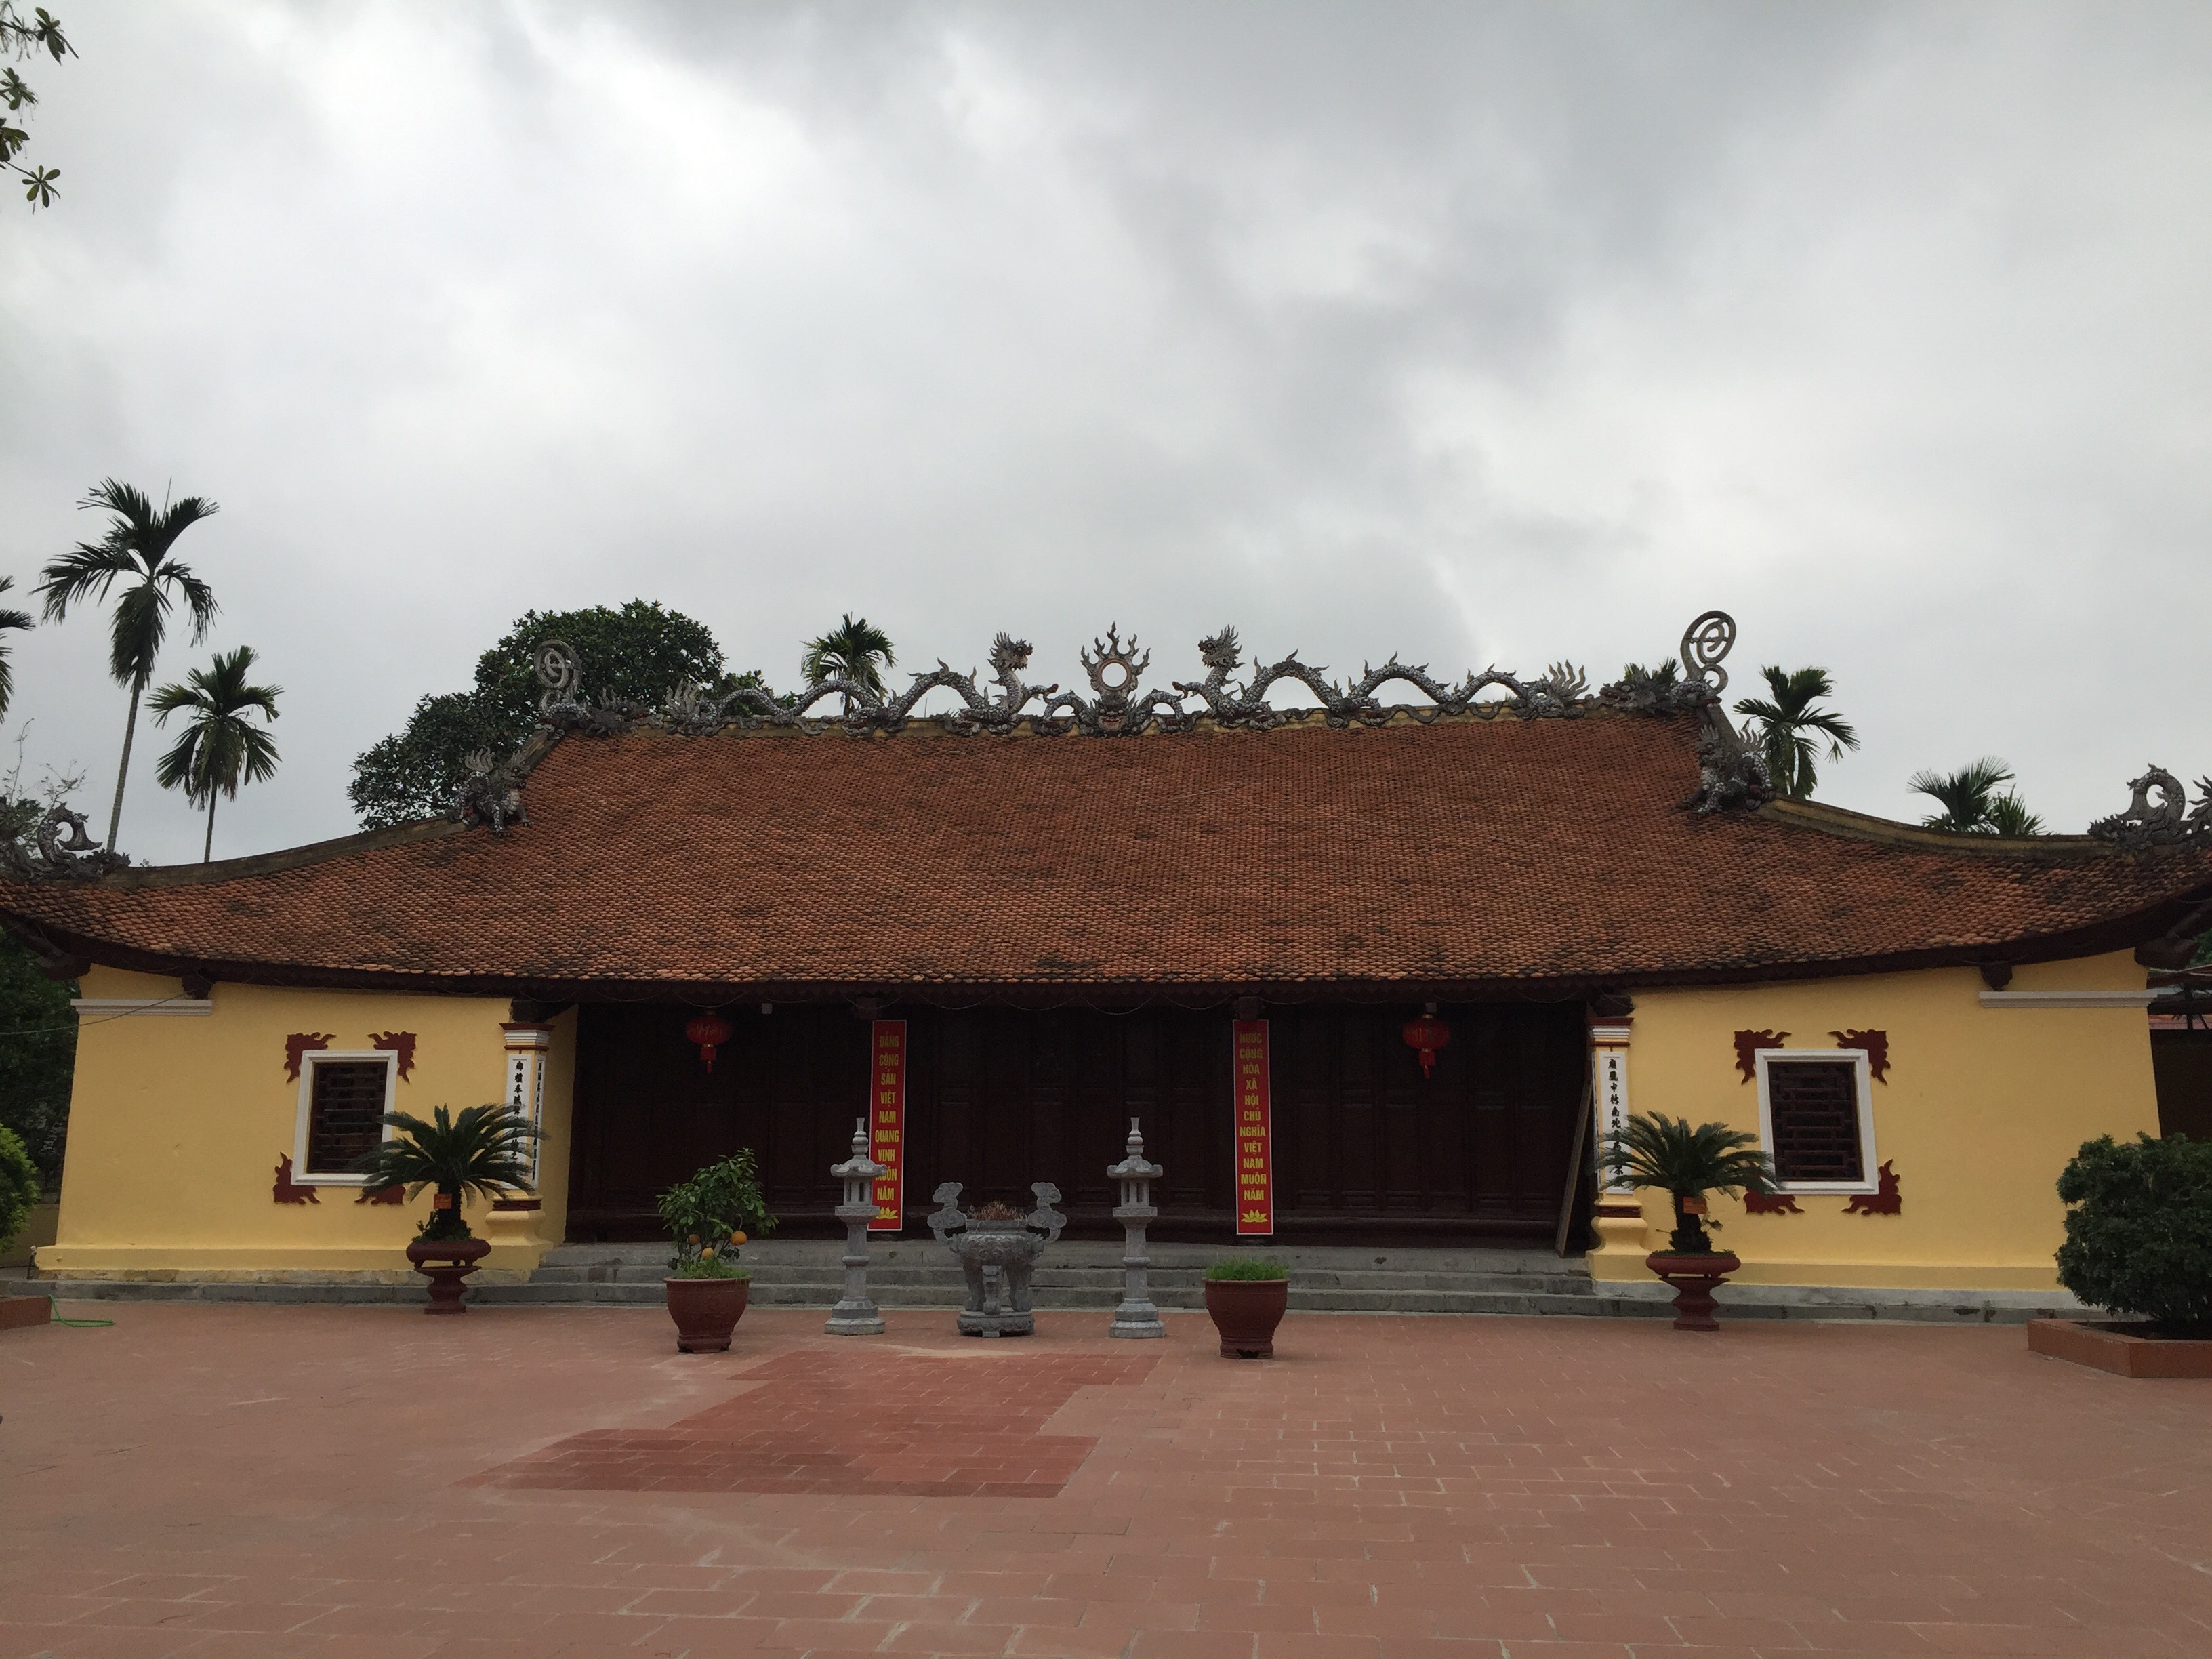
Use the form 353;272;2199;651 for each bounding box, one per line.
868;1020;906;1231
1232;1019;1273;1236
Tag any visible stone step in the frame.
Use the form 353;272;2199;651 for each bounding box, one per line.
532;1241;1584;1277
475;1279;1636;1315
525;1262;1599;1297
1;1276;2083;1323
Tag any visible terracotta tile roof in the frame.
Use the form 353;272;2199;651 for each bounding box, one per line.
4;712;2207;996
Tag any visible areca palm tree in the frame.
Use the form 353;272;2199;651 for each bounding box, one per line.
1733;665;1859;800
0;576;33;720
800;613;895;711
149;646;281;863
1908;756;2041;836
36;480;220;851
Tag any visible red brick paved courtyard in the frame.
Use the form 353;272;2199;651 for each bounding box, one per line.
2;1304;2208;1658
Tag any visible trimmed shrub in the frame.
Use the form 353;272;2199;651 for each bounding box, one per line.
2055;1134;2212;1336
0;1125;37;1256
1205;1258;1289;1282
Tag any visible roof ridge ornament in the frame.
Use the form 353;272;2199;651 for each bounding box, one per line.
0;802;129;881
447;750;527;835
624;624;1595;741
2089;765;2212;850
1679;609;1736;695
1599;608;1736;716
535;639;586;715
432;611;1762;834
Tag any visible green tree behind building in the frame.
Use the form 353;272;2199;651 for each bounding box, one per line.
0;933;75;1190
348;600;760;829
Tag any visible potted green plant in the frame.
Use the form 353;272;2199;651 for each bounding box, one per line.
351;1103;539;1315
659;1149;777;1353
1204;1257;1290;1357
2032;1134;2212;1376
1605;1111;1776;1331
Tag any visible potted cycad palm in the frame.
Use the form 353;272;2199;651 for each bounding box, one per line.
352;1104;540;1314
1605;1111;1778;1331
659;1150;777;1353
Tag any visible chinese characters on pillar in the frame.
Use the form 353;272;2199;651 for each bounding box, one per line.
868;1019;907;1231
500;1023;552;1188
1233;1019;1273;1235
1590;1021;1633;1195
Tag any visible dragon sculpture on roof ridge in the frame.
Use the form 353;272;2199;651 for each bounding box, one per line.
418;609;1774;838
2089;764;2212;851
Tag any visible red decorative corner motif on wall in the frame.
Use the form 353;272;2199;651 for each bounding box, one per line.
1742;1189;1802;1214
356;1184;405;1205
1733;1029;1788;1082
369;1031;417;1080
1830;1029;1889;1082
284;1033;334;1081
1843;1161;1902;1216
273;1154;319;1204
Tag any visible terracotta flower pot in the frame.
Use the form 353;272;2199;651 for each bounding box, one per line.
405;1236;491;1315
665;1276;751;1353
1645;1250;1741;1332
1205;1277;1289;1358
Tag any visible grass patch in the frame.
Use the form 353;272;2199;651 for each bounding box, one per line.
1205;1257;1289;1282
668;1257;750;1281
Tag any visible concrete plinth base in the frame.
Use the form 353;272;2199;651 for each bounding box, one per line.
824;1302;885;1336
958;1310;1035;1337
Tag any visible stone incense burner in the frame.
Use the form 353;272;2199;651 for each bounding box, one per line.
926;1183;1067;1337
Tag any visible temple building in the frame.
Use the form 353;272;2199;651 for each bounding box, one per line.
5;613;2208;1294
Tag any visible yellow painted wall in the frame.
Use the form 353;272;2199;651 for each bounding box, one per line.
1592;949;2158;1290
42;949;2157;1290
40;968;575;1281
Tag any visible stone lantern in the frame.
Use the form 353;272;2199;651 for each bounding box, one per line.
1107;1118;1166;1340
826;1117;886;1336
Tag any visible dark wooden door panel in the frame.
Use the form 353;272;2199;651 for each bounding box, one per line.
566;1000;1584;1242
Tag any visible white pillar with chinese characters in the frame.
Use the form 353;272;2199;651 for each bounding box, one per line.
485;1023;552;1246
1586;1018;1649;1258
500;1023;552;1188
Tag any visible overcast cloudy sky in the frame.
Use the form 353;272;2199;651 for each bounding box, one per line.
1;1;2206;864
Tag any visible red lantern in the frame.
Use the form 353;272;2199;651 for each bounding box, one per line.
1401;1012;1451;1078
684;1011;733;1073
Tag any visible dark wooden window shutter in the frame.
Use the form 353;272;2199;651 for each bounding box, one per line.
1767;1060;1864;1185
307;1061;389;1174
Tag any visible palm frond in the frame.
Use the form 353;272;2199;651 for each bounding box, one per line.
350;1103;539;1204
1605;1112;1776;1196
106;580;171;685
0;575;25;721
1908;756;2015;834
35;539;137;621
167;562;219;641
1984;793;2046;838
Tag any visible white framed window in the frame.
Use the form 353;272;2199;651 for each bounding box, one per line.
293;1051;398;1183
1753;1048;1877;1194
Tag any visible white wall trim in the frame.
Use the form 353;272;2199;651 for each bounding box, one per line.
70;997;213;1017
1755;1048;1879;1195
293;1050;398;1184
1978;990;2160;1009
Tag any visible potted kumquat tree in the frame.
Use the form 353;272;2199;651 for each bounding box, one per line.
658;1150;777;1353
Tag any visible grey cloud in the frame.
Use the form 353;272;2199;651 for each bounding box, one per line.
1;0;2206;863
